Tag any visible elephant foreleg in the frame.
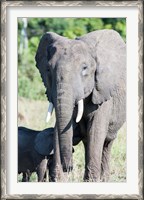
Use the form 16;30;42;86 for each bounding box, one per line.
101;140;113;182
37;157;48;182
84;102;111;182
84;126;105;182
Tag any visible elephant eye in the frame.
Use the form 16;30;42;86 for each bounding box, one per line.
82;65;88;76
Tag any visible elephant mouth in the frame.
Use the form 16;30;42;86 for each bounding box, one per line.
46;99;84;123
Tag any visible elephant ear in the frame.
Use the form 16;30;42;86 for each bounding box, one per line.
35;32;62;100
78;30;126;104
34;128;54;156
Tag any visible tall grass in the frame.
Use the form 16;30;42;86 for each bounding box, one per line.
18;97;126;182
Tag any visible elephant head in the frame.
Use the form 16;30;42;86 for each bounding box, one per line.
35;30;126;172
34;128;54;156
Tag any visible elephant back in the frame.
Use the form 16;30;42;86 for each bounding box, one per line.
34;128;54;156
18;127;40;152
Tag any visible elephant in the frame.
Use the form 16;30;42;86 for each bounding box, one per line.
18;127;54;182
35;29;126;182
18;125;82;182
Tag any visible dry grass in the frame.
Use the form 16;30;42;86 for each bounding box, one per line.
18;97;55;129
18;97;126;182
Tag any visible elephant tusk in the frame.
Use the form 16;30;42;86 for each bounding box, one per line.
76;99;84;123
46;102;53;123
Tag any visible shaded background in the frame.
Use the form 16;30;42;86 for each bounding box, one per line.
18;18;126;182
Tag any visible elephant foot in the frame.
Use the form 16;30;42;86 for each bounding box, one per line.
83;176;101;182
49;176;57;182
100;170;110;182
84;169;101;182
22;171;31;182
50;163;64;182
100;174;110;182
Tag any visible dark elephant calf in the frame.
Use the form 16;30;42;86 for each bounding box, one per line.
18;127;54;182
18;124;82;182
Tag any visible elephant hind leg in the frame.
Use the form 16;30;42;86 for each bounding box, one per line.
22;172;27;182
22;171;31;182
101;139;114;182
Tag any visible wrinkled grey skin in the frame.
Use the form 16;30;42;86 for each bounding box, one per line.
18;125;82;182
35;30;126;182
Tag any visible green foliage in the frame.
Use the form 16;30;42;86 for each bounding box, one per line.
18;18;126;100
18;49;46;100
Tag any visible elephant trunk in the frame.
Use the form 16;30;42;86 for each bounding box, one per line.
55;83;73;172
